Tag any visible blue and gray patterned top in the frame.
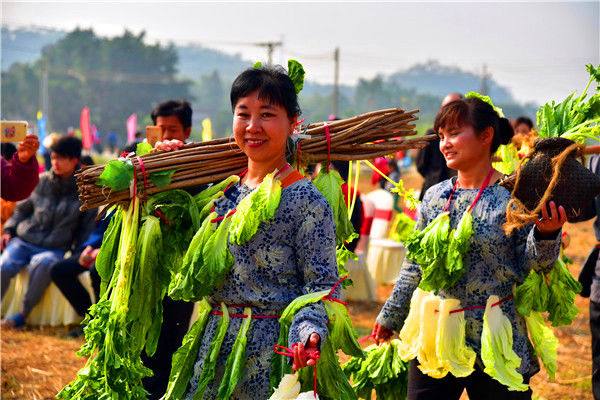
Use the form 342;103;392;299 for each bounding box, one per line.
185;178;339;399
376;177;562;377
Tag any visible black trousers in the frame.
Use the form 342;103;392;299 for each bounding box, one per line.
591;300;600;400
50;257;101;317
407;360;532;400
141;297;194;400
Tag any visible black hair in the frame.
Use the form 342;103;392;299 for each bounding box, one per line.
80;155;94;166
1;143;17;161
50;136;82;159
230;65;301;119
331;160;349;181
515;116;534;130
151;100;192;129
434;97;513;154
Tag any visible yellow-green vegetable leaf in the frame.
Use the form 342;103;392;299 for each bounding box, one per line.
97;159;133;191
435;298;476;377
217;307;253;399
192;303;230;400
481;295;528;391
525;311;558;380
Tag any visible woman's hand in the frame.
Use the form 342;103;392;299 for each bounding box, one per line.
372;323;394;345
535;201;567;236
292;333;320;370
153;139;184;153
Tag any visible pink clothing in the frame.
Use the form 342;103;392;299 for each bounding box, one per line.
1;154;39;201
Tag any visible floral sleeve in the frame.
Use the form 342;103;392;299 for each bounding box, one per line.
288;194;339;347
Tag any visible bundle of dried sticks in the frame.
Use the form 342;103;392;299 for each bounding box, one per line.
77;108;435;210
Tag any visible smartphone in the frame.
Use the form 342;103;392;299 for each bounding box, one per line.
1;121;28;143
146;126;162;147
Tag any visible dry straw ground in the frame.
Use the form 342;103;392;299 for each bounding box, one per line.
0;168;595;399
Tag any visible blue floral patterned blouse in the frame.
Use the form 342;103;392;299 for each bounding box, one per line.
376;177;562;377
185;178;339;399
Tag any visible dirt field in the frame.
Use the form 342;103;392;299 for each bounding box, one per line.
1;167;596;399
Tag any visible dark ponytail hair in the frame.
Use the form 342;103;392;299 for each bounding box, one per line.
433;97;514;153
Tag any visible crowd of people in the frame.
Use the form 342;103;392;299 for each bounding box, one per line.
0;63;597;400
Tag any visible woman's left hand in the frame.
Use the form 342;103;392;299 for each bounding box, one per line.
535;201;567;235
292;333;320;370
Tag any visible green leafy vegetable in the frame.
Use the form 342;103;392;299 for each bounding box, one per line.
493;143;520;175
191;303;230;400
342;339;409;400
390;213;416;244
150;169;176;188
416;295;447;378
230;172;282;245
97;159;134;191
136;141;153;156
537;64;600;143
466;91;505;117
217;307;253;399
95;209;122;296
397;288;428;361
481;295;528;392
163;300;212;400
313;169;357;245
193;175;240;210
525;311;558;380
436;298;476;377
444;211;473;285
288;59;305;94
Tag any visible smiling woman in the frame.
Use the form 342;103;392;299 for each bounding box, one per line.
372;95;568;400
160;65;343;400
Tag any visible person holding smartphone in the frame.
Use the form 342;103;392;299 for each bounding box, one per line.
1;133;40;201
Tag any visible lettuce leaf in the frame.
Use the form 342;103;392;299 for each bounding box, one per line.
435;298;476;377
163;299;212;400
191;303;230;400
525;311;558;380
397;288;428;361
217;307;253;399
416;294;447;378
445;211;473;284
481;296;528;391
97;159;134;191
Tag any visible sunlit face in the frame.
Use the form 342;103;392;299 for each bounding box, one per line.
438;124;492;170
156;115;190;142
233;91;296;164
50;152;79;177
515;123;531;137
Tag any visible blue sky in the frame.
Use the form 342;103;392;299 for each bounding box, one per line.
2;1;598;104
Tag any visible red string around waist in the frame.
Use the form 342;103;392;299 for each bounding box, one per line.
210;308;280;320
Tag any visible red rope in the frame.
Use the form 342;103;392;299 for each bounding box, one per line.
210;309;279;320
136;156;149;192
448;295;513;314
272;344;319;397
444;168;494;212
322;275;349;305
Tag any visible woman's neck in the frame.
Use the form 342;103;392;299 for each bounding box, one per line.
244;156;288;187
456;158;494;189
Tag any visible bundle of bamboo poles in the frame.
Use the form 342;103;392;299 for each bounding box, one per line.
77;107;435;210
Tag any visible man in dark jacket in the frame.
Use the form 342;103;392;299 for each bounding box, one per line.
0;136;96;328
415;92;461;200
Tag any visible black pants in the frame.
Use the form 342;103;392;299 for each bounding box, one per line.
50;257;101;317
591;300;600;400
141;297;194;400
407;360;532;400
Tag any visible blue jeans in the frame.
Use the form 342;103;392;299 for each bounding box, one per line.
0;237;64;316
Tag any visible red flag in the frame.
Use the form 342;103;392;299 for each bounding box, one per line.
126;113;137;143
80;106;92;150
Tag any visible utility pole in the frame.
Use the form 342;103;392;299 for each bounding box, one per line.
479;64;490;96
39;59;49;126
333;47;340;117
254;41;283;65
